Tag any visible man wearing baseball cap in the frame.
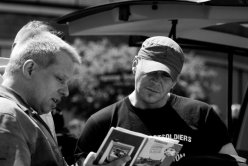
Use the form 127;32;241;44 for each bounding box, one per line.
76;36;239;166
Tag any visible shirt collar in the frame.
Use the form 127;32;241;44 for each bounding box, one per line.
0;85;32;113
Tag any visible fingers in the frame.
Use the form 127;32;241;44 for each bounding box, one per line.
84;152;97;166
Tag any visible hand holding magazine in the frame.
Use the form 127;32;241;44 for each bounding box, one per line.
94;127;183;166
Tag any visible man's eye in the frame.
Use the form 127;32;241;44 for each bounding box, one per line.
161;72;171;78
56;76;64;83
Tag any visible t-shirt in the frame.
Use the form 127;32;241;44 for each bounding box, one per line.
76;94;231;163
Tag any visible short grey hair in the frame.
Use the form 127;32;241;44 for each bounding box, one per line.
6;31;81;75
13;20;64;49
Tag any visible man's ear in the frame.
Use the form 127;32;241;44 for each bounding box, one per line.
132;56;139;74
22;59;38;78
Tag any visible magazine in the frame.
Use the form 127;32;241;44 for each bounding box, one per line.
94;127;183;166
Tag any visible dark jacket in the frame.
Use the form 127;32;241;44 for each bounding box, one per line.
0;86;67;166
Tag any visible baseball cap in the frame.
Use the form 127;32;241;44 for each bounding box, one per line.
137;36;184;81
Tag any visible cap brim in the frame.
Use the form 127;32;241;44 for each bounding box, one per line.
140;59;171;76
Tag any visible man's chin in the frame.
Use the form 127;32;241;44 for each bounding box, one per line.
144;95;166;104
146;94;162;100
39;108;54;115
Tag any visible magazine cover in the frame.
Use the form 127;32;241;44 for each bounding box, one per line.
95;127;183;166
99;140;134;163
95;127;147;166
132;137;182;166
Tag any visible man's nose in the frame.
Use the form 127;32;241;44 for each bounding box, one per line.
59;84;69;97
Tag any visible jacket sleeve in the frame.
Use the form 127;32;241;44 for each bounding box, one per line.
0;113;30;166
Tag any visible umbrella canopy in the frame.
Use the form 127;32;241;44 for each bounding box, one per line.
57;0;248;50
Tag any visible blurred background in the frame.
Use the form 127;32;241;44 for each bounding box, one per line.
1;0;248;164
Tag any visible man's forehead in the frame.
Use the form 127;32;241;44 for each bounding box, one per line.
53;63;79;81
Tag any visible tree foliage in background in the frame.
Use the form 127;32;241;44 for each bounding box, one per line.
59;38;220;119
174;51;220;103
59;37;137;119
